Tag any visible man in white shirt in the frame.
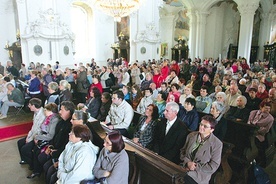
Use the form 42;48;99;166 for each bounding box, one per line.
104;90;134;137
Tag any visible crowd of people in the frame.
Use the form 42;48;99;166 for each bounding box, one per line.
0;56;273;183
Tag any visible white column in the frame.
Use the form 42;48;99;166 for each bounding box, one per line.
258;12;271;60
236;1;259;64
187;9;196;60
196;12;209;60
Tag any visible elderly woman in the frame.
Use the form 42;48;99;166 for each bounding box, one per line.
140;72;153;91
180;115;222;184
56;125;99;184
215;92;228;113
155;92;167;118
78;87;102;118
45;82;60;106
137;88;154;114
210;101;227;141
59;80;72;103
27;103;59;179
247;99;274;166
133;104;159;148
93;131;129;184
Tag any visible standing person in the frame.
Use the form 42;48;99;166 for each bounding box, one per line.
76;66;88;103
56;125;99;184
27;70;41;98
152;102;189;164
93;131;129;184
180;115;222;184
17;98;46;165
100;66;111;93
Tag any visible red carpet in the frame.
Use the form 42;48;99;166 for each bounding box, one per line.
0;122;33;142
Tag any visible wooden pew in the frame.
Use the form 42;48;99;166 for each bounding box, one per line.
223;119;259;183
265;121;276;167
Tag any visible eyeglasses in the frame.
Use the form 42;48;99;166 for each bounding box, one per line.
199;123;211;129
71;118;78;121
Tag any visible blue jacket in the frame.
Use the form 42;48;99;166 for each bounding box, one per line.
28;77;41;94
178;105;199;131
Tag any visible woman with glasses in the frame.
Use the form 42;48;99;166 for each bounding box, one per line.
56;125;99;184
93;131;129;184
133;104;159;148
180;115;222;184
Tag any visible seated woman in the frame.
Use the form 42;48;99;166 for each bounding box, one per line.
179;84;195;106
27;103;59;179
166;83;181;104
87;75;103;99
97;92;112;122
57;125;99;183
133;104;159;148
210;101;227;141
78;87;102;118
27;70;41;98
59;80;72;103
178;97;199;131
93;131;129;184
122;85;131;105
247;99;274;166
45;82;60;106
180;115;222;184
137;88;154;114
154;92;167;118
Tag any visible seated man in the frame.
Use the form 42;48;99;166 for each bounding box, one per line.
246;87;262;111
178;97;199;131
180;115;222;184
152;102;189;164
0;83;24;119
104;90;134;136
224;95;250;122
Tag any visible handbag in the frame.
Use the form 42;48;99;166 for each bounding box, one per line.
36;140;49;149
80;177;107;184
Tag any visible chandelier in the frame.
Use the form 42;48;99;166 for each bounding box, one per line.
93;0;143;22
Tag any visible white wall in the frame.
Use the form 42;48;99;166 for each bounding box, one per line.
0;0;17;66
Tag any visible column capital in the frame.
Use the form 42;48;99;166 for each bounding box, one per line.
237;3;259;16
196;11;209;24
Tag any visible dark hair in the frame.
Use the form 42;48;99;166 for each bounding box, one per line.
131;84;142;98
102;92;111;101
161;82;167;87
259;99;272;108
171;83;180;90
92;75;101;81
44;103;58;113
91;87;102;98
4;76;10;82
201;85;209;93
113;90;124;100
185;97;196;107
60;101;76;115
108;131;125;153
29;98;42;108
148;104;159;120
72;124;91;142
192;73;198;79
158;91;168;101
201;115;217;129
74;110;88;124
179;78;186;85
144;88;153;94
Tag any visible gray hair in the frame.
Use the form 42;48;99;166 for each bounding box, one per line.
212;101;224;113
237;95;247;105
166;102;179;113
216;92;226;101
48;82;59;92
59;80;71;90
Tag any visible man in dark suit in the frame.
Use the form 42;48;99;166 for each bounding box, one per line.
152;101;189;164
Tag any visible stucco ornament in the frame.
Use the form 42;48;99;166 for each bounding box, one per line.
135;22;161;43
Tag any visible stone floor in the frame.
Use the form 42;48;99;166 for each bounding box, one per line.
0;109;275;184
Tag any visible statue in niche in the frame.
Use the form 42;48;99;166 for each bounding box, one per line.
174;9;189;41
117;17;129;37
